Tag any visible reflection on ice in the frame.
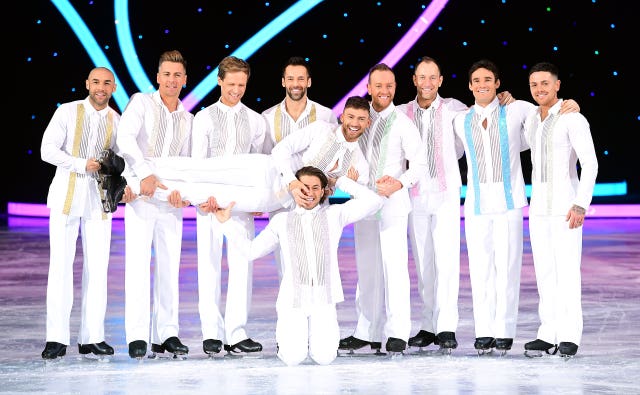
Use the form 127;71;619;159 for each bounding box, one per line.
0;218;638;394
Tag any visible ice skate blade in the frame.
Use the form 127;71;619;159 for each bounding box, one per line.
43;357;64;366
476;349;494;356
560;354;575;360
224;351;262;359
149;352;187;361
337;349;386;357
81;354;112;363
387;351;404;360
524;350;543;358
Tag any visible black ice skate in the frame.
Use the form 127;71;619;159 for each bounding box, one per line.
203;339;223;357
97;149;127;213
78;341;114;360
128;340;147;360
42;342;67;361
385;337;407;357
524;339;558;358
224;338;263;358
338;336;384;356
474;337;496;355
495;338;513;356
558;342;578;359
408;330;437;350
436;331;458;355
151;336;189;360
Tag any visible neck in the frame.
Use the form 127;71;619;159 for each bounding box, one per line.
285;97;307;121
161;95;180;112
417;96;435;109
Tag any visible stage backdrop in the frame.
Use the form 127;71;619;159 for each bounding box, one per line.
8;0;638;213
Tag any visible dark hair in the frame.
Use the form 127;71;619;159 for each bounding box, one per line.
468;59;499;83
414;56;442;75
295;166;329;204
159;50;187;72
282;56;310;78
344;96;370;112
368;63;394;81
528;62;559;78
218;56;251;80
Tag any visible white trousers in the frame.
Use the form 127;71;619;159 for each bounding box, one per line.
408;189;461;334
276;303;339;366
465;208;523;338
529;214;583;345
124;199;183;344
197;210;255;345
142;154;289;212
46;212;111;345
353;207;412;342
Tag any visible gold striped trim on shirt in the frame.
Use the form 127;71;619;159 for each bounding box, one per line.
62;104;85;215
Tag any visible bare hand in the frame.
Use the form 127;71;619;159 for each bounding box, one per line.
346;167;359;181
198;196;219;213
566;204;586;229
140;174;165;197
168;190;190;208
214;202;235;223
375;175;402;197
121;185;136;203
289;179;310;205
497;91;515;105
559;99;580;114
86;158;101;173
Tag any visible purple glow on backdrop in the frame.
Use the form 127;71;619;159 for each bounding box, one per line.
332;0;449;116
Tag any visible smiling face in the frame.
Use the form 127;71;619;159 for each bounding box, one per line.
218;70;248;107
367;69;396;112
297;174;325;209
340;106;370;142
86;67;116;110
413;60;442;107
157;61;187;101
529;70;560;108
469;67;500;106
282;64;311;102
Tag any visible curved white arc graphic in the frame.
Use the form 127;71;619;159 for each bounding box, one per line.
332;0;449;115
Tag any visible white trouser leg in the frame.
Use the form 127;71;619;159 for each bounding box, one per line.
276;307;309;366
124;200;155;344
224;212;255;345
78;215;112;344
196;211;224;341
308;304;339;365
150;206;183;344
46;213;80;345
353;218;386;342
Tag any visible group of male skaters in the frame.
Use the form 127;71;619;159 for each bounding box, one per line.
40;51;597;366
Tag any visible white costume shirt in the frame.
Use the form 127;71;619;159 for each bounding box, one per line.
453;97;534;216
271;120;369;188
397;95;466;200
222;177;383;311
41;98;120;218
262;98;338;154
117;91;193;181
525;99;598;215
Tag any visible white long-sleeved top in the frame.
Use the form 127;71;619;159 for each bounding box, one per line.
271;120;369;188
41;98;121;218
262;98;338;154
116;91;193;180
191;99;266;159
525;99;598;215
397;95;467;195
453;97;535;215
221;176;384;311
358;102;427;192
